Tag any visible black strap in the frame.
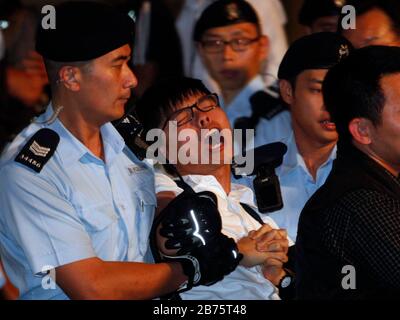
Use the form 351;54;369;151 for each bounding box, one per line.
239;202;265;226
174;178;187;190
250;90;285;121
233;90;285;153
233;90;285;132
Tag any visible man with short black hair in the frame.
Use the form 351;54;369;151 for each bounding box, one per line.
296;46;400;299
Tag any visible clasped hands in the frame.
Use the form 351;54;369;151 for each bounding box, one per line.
237;224;289;285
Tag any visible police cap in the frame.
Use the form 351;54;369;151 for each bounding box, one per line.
278;32;353;81
36;1;134;62
193;0;260;42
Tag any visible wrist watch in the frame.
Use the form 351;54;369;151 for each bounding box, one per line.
278;273;293;289
277;268;296;300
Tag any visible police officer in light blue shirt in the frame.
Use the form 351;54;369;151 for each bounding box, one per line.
269;133;336;240
0;105;156;299
0;2;238;300
0;2;158;300
236;33;353;240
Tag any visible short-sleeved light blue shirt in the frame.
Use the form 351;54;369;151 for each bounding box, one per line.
235;133;336;240
0;104;156;299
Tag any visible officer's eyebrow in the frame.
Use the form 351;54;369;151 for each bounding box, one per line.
309;78;324;85
203;30;252;38
203;32;225;39
111;55;131;63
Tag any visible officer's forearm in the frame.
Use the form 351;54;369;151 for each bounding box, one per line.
55;257;187;300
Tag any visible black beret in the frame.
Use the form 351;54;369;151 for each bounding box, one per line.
193;0;259;42
36;1;134;62
299;0;346;26
278;32;353;80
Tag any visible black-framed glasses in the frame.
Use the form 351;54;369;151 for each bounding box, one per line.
200;37;260;53
162;93;220;129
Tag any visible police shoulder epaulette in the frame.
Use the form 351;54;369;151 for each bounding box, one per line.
250;90;286;121
14;128;60;173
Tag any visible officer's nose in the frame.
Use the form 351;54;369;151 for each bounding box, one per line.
223;43;235;61
124;67;138;89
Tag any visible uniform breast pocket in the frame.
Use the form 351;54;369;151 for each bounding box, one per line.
78;203;122;258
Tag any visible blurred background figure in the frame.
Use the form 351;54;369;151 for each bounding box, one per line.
132;0;184;97
0;0;49;153
194;0;292;152
0;29;4;59
134;0;289;94
341;0;400;48
299;0;345;34
178;0;289;90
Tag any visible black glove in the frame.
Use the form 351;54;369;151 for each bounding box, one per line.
157;191;223;255
150;190;242;291
159;233;242;290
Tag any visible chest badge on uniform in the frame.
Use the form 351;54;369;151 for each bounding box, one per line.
15;128;60;173
127;165;145;175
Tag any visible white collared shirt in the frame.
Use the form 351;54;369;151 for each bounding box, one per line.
155;172;294;300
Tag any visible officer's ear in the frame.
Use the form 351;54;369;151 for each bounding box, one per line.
58;65;81;91
279;79;294;106
348;117;373;145
258;35;269;61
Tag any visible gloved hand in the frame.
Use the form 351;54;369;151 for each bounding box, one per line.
151;190;242;291
158;191;222;255
160;233;241;290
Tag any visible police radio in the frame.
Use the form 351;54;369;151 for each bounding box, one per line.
233;142;287;213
